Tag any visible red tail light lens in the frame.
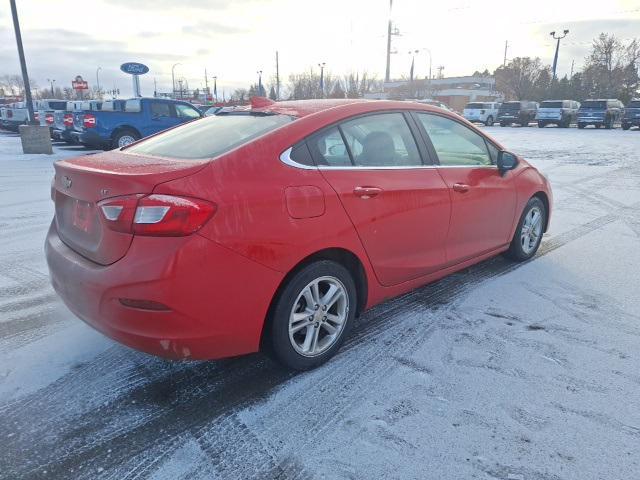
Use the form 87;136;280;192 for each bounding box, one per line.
45;113;54;125
63;113;73;126
97;194;216;236
83;113;96;128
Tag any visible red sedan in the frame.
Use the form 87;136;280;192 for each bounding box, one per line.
46;98;552;370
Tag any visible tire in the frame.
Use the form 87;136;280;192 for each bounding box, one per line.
604;117;613;129
537;121;545;128
622;123;631;131
500;122;507;127
268;260;357;370
485;116;494;127
504;197;546;262
112;129;140;149
578;123;585;129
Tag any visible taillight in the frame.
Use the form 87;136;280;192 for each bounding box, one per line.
97;194;216;236
45;113;54;125
83;113;96;128
63;113;73;126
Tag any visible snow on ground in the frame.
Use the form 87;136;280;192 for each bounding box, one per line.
0;126;639;479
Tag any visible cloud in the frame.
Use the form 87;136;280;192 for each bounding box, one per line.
102;0;248;9
182;20;248;36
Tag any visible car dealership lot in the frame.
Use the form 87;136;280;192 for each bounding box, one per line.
1;127;639;479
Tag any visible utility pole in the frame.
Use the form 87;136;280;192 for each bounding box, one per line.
204;67;209;102
257;70;263;96
47;78;55;97
570;59;575;79
212;76;217;103
275;50;280;100
153;77;157;97
437;65;445;79
385;0;393;82
10;0;36;124
550;29;569;82
503;40;508;67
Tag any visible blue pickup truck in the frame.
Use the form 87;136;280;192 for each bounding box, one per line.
70;97;203;149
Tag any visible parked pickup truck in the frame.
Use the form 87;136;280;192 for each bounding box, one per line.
577;99;624;129
53;100;102;143
35;99;68;131
70;97;203;149
622;99;640;130
1;102;31;131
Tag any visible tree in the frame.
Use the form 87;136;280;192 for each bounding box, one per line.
494;57;549;100
268;85;277;100
329;80;346;99
231;88;248;103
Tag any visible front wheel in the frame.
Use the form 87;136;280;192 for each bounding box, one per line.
504;197;546;262
485;116;494;126
500;121;507;127
537;121;545;128
268;260;357;370
622;123;631;131
112;129;140;149
578;123;586;129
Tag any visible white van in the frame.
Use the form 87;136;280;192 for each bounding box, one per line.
463;102;500;126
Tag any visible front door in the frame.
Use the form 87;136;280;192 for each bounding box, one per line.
415;112;517;265
310;112;451;286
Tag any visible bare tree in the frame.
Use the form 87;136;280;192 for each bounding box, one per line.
494;57;549;100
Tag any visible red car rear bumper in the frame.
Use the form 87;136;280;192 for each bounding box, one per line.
45;222;283;360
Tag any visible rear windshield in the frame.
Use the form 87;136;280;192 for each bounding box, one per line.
580;101;606;109
627;101;640;108
465;103;485;109
541;101;563;108
48;101;68;110
125;113;294;160
499;102;520;110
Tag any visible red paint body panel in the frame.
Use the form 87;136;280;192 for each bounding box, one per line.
45;99;552;360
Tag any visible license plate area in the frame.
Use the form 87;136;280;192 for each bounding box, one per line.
72;199;92;233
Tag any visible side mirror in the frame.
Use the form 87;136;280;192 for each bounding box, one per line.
497;151;519;175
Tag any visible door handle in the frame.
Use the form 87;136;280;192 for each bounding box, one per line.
353;186;382;199
452;183;470;193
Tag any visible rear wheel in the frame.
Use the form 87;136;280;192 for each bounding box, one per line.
578;123;586;129
112;129;140;149
504;197;546;262
500;121;507;127
268;260;356;370
537;121;545;128
622;123;631;131
485;115;494;126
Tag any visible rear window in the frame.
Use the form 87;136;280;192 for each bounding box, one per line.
465;103;485;109
581;101;606;109
48;101;68;110
541;101;563;108
500;102;520;110
627;101;640;108
125;113;294;160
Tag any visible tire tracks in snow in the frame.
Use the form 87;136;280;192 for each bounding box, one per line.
0;188;628;479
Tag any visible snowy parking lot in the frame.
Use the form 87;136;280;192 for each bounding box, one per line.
1;126;639;479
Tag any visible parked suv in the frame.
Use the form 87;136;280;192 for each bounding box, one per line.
622;99;640;130
536;100;580;128
498;101;538;127
463;102;501;126
577;99;624;129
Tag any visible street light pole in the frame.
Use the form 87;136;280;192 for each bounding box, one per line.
550;29;569;82
171;63;181;98
257;70;263;96
96;67;102;94
47;78;55;97
318;62;326;98
212;76;217;103
10;0;36;124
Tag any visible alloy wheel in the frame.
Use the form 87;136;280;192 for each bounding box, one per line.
521;206;543;255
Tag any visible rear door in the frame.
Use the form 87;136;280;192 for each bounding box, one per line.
414;112;517;265
313;112;451;286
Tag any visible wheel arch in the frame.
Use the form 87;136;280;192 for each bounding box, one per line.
259;247;369;351
532;191;550;232
111;125;141;140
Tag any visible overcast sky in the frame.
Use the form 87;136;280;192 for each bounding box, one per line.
1;0;639;97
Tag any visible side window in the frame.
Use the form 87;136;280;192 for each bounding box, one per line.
289;142;314;167
150;102;171;117
175;104;201;119
339;113;422;167
308;127;352;166
417;113;493;166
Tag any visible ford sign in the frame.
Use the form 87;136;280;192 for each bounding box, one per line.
120;62;150;75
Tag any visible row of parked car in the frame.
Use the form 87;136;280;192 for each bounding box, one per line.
462;98;640;130
0;97;217;149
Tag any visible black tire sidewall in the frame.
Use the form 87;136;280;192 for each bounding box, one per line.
506;197;546;261
269;260;357;370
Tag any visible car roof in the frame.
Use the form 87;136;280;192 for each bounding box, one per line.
251;98;369;118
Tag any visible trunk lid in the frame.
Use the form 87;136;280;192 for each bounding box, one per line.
52;151;209;265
